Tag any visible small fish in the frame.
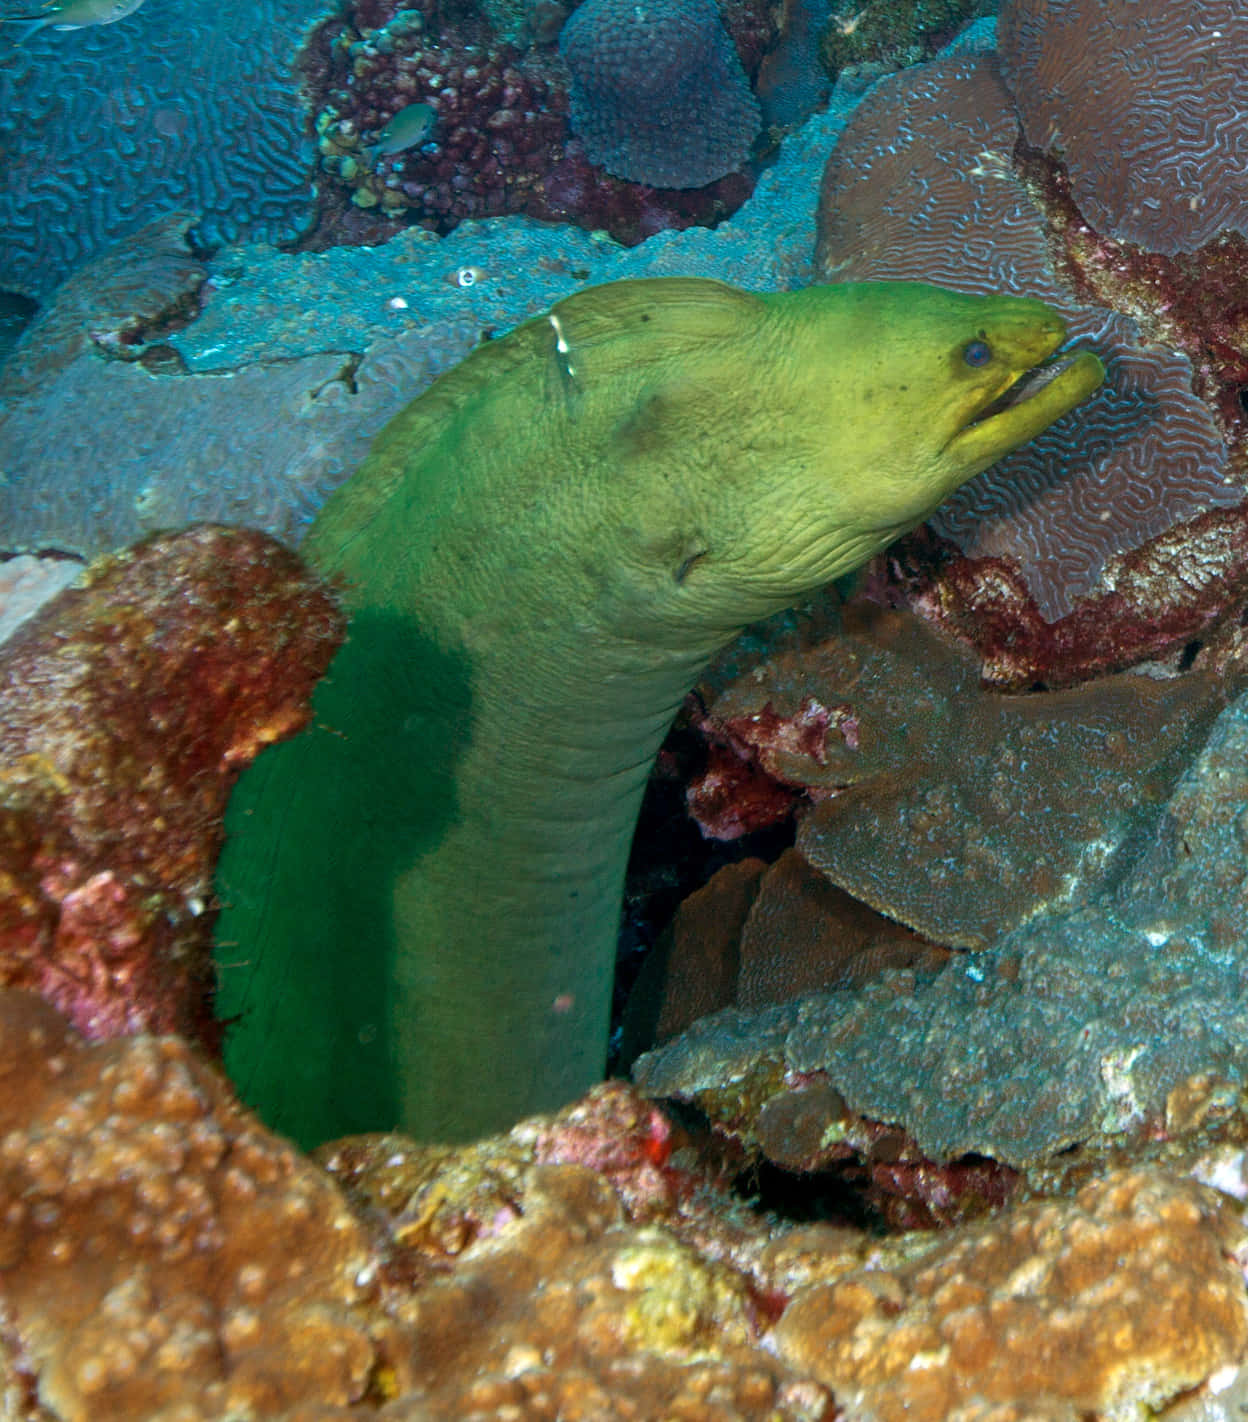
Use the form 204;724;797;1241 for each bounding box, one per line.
3;0;147;44
364;102;436;164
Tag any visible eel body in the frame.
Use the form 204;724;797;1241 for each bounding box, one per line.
213;277;1103;1147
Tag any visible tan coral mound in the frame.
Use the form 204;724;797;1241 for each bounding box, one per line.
3;987;1248;1422
0;991;383;1421
774;1168;1248;1421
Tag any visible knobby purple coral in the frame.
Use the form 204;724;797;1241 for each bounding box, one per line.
559;0;761;188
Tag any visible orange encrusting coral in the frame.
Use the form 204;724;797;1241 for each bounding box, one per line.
775;1168;1248;1420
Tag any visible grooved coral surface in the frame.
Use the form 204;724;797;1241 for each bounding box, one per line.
0;990;381;1420
559;0;761;188
0;0;323;299
773;1168;1248;1422
998;0;1248;255
815;52;1243;625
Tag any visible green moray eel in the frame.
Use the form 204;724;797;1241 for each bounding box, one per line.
213;277;1103;1148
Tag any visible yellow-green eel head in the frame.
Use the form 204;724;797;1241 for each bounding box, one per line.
213;278;1102;1148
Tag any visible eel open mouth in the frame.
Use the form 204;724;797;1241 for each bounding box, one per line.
949;346;1105;470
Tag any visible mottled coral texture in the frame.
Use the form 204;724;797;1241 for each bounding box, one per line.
640;679;1248;1170
0;991;382;1420
559;0;761;188
0;217;476;557
816;51;1245;641
0;0;321;299
999;0;1248;254
775;1169;1248;1422
686;605;1226;949
0;526;343;1048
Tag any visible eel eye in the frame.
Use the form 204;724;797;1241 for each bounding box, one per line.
962;339;993;367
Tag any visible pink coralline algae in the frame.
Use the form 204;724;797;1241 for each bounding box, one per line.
559;0;761;188
311;7;569;228
999;0;1248;255
815;36;1248;684
0;527;343;1050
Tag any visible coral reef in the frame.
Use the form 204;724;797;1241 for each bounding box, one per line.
689;605;1229;948
817;0;995;84
4;986;1248;1419
639;678;1248;1169
0;220;483;556
815;51;1247;656
774;1168;1248;1422
311;7;569;226
560;0;760;188
622;847;947;1057
0;0;322;299
0;990;384;1419
306;0;771;248
0;212;207;402
0;526;343;1048
1;79;851;560
999;0;1248;255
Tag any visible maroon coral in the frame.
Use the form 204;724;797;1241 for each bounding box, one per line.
559;0;761;188
0;526;343;1049
999;0;1248;255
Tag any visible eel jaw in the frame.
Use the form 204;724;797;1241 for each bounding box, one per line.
946;347;1106;472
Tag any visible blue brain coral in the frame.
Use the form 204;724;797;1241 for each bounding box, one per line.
559;0;761;190
0;0;321;299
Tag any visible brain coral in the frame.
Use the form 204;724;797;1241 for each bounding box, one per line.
816;52;1244;627
0;0;323;299
559;0;761;188
998;0;1248;255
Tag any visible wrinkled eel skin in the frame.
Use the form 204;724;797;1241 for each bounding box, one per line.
213;277;1103;1147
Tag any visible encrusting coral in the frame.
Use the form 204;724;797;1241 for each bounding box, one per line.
687;604;1229;948
4;986;1248;1421
774;1168;1248;1422
0;990;384;1420
0;526;343;1048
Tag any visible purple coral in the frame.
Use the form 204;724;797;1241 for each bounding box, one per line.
815;51;1247;666
999;0;1248;255
559;0;761;188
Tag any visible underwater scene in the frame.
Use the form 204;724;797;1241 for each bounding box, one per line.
2;0;1248;1415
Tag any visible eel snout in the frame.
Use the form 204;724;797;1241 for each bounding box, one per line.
950;345;1105;467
